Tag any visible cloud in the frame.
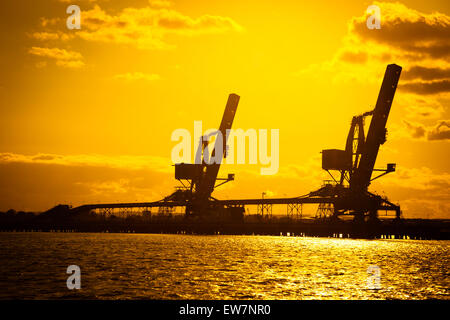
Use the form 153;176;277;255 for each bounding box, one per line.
28;46;84;68
56;60;85;68
373;165;450;218
395;94;445;118
30;32;74;41
337;50;368;64
350;2;450;60
76;179;132;195
35;4;243;51
428;120;450;140
402;120;450;141
113;72;160;82
403;120;426;139
345;2;450;95
0;152;175;211
400;199;450;219
30;32;59;41
382;166;450;192
28;47;82;61
402;66;450;81
0;152;171;172
400;80;450;95
40;17;60;27
298;2;450;87
295;2;450;144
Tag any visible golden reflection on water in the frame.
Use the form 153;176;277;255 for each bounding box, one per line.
0;233;448;299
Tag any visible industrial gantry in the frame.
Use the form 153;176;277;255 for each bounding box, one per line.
73;64;402;222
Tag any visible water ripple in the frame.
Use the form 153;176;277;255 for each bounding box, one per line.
0;233;448;299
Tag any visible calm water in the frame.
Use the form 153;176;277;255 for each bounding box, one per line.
0;232;448;299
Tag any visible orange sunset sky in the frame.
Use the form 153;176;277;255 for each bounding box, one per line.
0;0;449;218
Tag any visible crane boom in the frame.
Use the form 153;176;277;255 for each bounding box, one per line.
196;93;240;201
351;64;402;191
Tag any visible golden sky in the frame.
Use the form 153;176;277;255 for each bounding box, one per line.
0;0;449;218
